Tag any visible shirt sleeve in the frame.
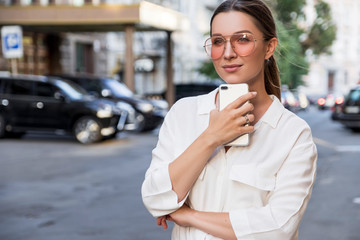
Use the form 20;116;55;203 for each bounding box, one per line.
141;104;187;217
229;126;317;239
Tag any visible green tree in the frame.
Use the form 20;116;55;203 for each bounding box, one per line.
197;59;219;80
276;20;308;89
301;0;337;55
274;0;336;89
274;0;306;25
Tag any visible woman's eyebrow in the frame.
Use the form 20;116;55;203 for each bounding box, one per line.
211;30;253;36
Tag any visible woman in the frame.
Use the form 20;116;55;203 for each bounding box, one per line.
142;0;317;239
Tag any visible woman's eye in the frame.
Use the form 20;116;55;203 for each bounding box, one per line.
236;36;250;43
212;38;225;45
233;34;253;44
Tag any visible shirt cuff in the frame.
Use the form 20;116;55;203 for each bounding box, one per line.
229;208;254;239
142;164;188;217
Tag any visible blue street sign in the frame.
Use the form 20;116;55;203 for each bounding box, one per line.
1;26;23;59
4;33;20;50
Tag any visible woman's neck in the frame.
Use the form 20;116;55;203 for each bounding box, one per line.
250;89;273;125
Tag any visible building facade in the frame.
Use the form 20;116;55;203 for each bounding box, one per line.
303;0;360;97
0;0;221;97
105;0;221;95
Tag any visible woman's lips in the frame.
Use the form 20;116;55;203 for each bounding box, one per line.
222;64;242;72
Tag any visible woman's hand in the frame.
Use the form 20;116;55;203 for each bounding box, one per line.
156;206;236;239
206;91;257;146
156;215;169;230
156;205;194;230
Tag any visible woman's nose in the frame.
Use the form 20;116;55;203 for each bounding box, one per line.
223;40;237;59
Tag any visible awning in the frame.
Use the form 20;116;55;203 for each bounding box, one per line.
0;1;189;32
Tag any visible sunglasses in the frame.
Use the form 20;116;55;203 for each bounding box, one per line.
204;32;257;60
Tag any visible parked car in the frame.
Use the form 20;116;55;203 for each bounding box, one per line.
50;74;168;132
281;89;300;112
0;74;126;144
293;91;310;111
145;81;224;102
317;93;344;110
331;85;360;131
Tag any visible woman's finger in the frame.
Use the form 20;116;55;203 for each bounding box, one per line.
234;101;254;116
156;217;162;226
225;91;257;110
161;217;168;230
241;113;255;125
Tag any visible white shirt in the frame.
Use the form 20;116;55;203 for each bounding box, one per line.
142;89;317;240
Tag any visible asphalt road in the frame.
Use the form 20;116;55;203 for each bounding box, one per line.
0;106;359;240
297;108;360;240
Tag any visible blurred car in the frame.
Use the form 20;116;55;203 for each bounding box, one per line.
293;91;310;111
0;74;125;144
317;93;344;110
331;85;360;131
281;89;299;112
51;74;168;132
174;81;223;101
145;81;224;102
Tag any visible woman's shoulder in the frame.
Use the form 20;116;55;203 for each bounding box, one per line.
282;108;310;128
266;96;311;134
279;107;313;140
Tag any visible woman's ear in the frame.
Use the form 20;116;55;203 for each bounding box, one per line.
264;37;278;60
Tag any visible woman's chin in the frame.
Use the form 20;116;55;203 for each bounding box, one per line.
222;77;247;85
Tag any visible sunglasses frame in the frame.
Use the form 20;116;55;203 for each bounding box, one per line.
203;33;258;60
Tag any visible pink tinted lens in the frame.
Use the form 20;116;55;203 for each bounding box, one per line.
231;34;255;56
205;38;224;59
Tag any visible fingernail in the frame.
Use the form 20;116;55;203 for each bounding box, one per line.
251;91;257;96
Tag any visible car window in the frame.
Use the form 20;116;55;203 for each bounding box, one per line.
348;89;360;104
86;79;103;93
54;80;87;100
5;79;34;96
35;82;56;97
104;78;133;97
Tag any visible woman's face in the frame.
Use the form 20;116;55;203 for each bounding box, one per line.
211;11;275;86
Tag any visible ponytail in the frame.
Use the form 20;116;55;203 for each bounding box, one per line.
264;55;281;100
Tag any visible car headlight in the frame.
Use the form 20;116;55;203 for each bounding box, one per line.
136;102;154;113
96;103;113;118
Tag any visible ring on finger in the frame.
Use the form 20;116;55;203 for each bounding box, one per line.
244;114;250;125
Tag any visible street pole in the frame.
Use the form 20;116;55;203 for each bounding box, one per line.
166;31;175;107
11;58;17;75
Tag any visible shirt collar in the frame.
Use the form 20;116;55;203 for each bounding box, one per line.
197;88;218;115
256;95;284;129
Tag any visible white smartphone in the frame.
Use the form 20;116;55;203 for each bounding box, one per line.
219;83;250;147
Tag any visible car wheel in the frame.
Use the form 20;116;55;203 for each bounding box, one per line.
0;114;5;138
73;116;102;144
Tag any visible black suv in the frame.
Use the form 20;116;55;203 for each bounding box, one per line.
332;85;360;131
51;74;168;132
0;74;126;144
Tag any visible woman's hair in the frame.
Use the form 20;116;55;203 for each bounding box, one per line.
210;0;281;99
